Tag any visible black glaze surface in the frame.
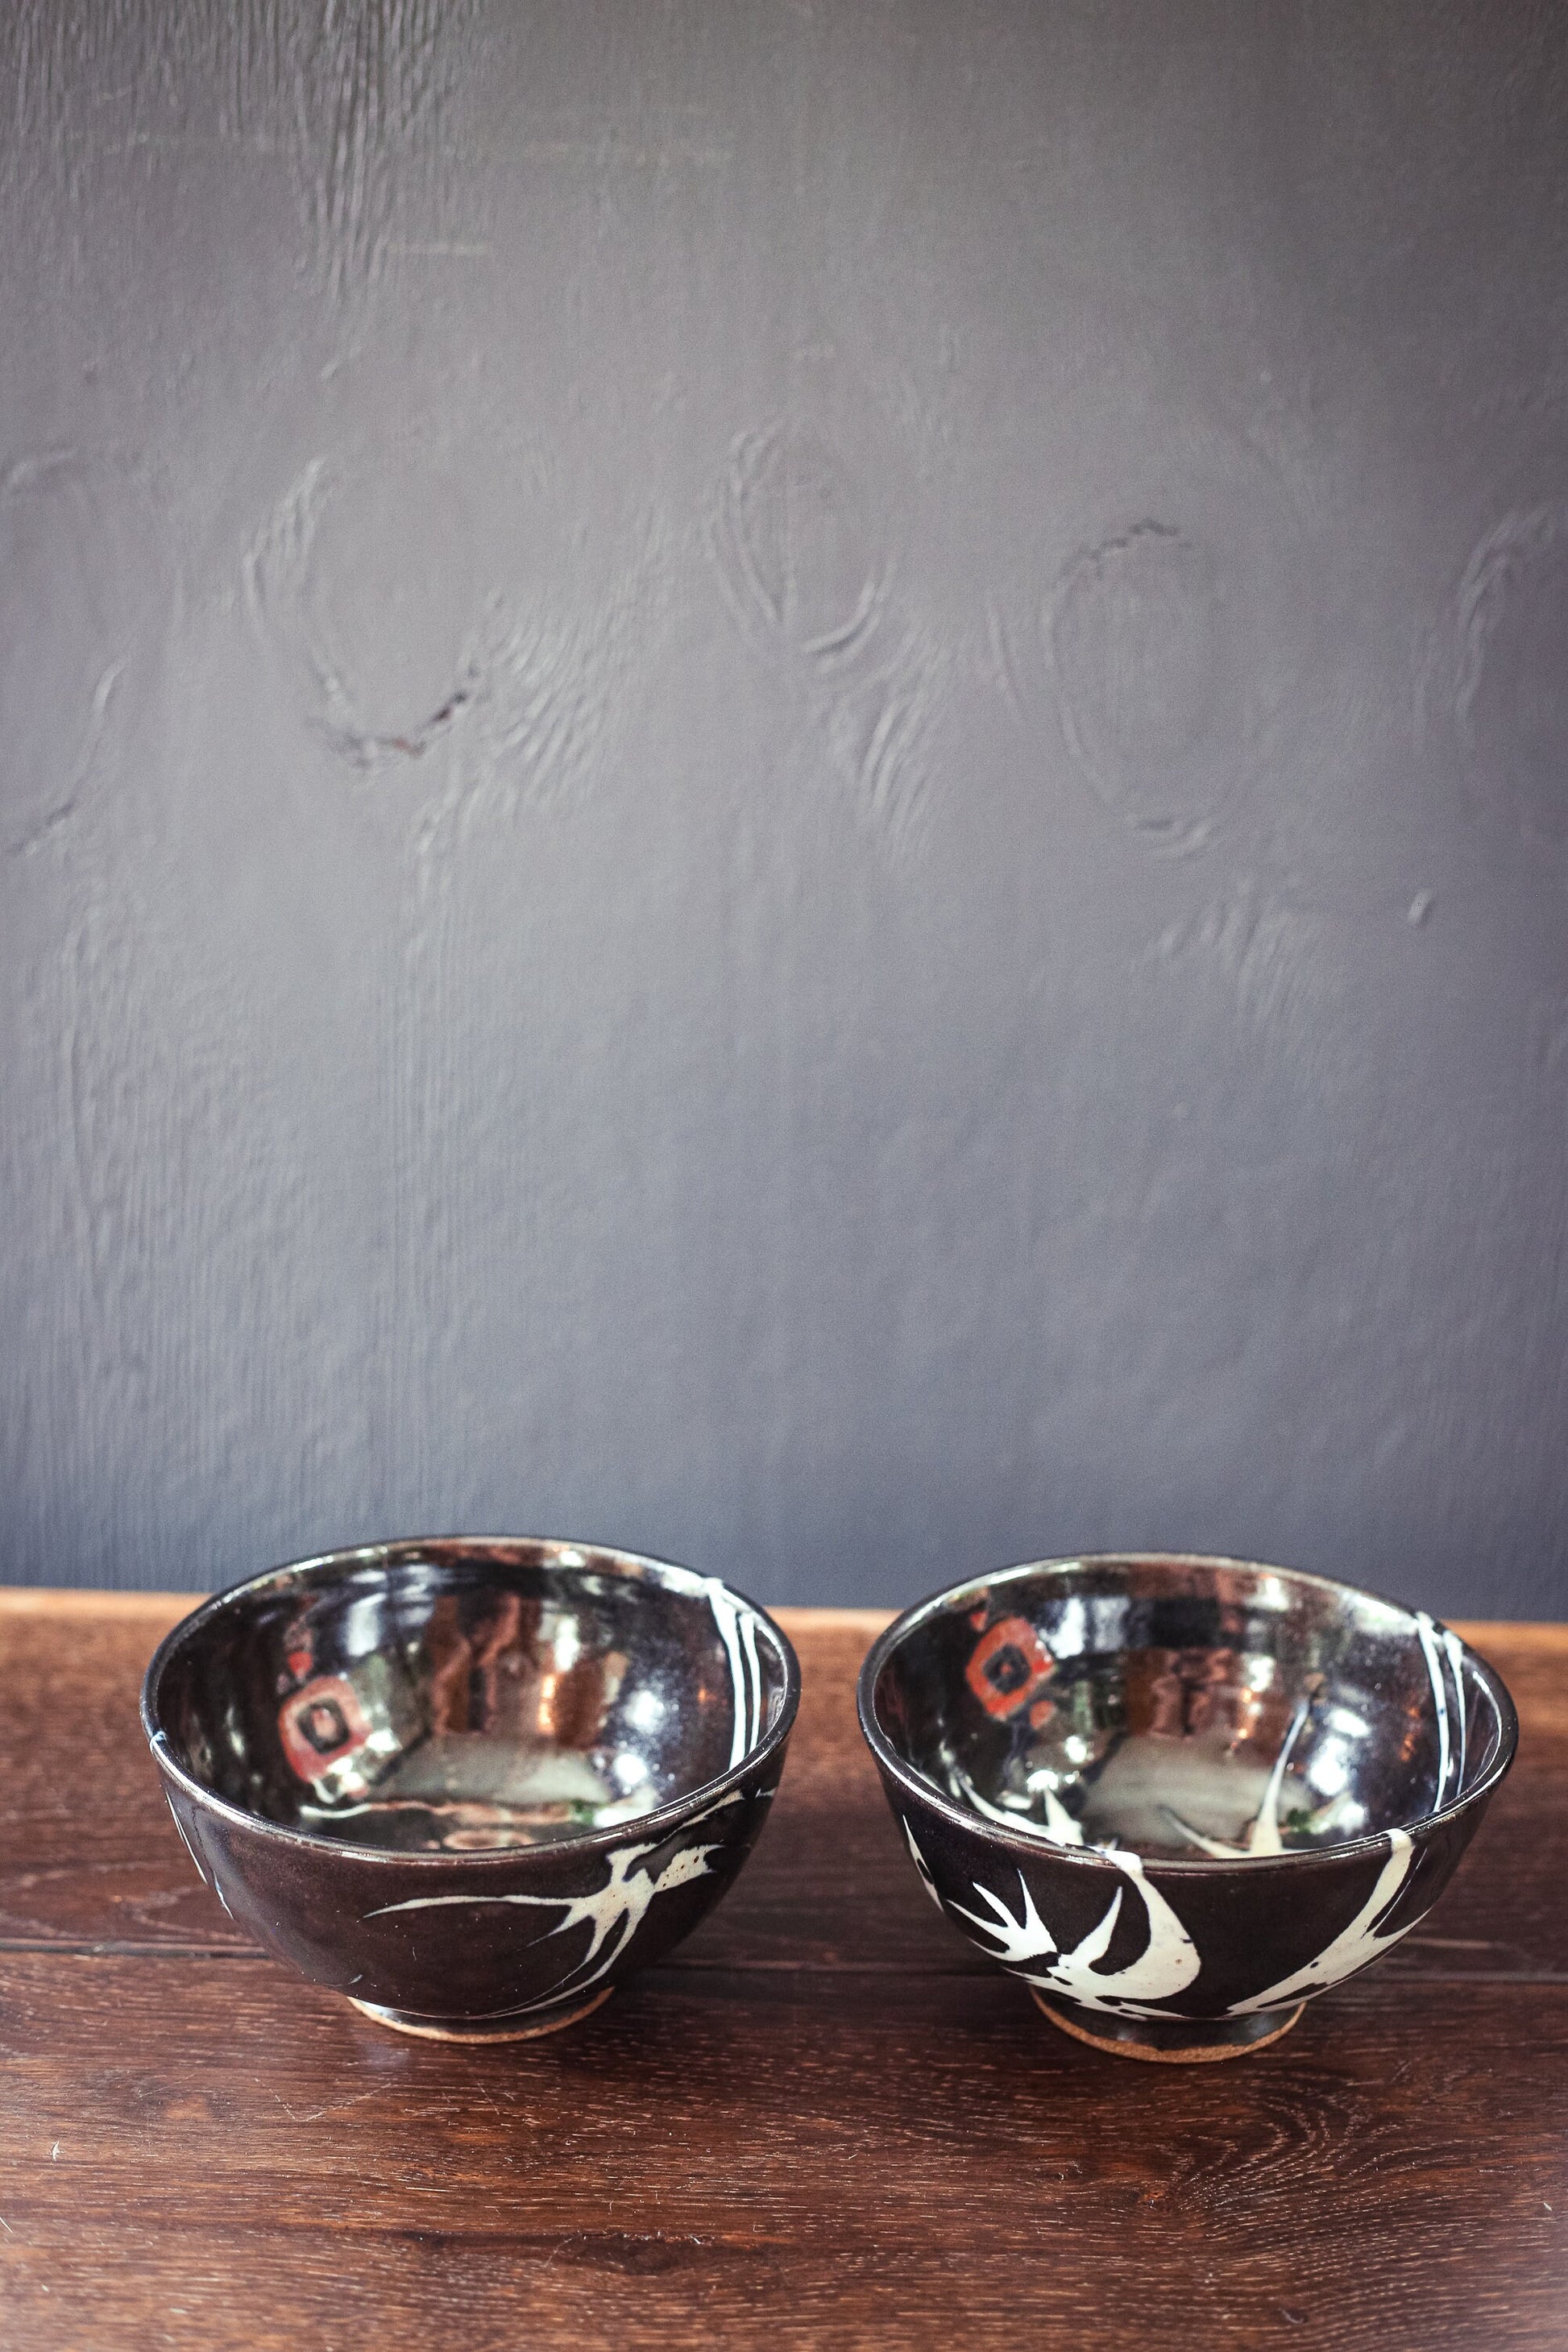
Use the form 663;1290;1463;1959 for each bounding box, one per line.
143;1538;799;2031
859;1555;1516;2047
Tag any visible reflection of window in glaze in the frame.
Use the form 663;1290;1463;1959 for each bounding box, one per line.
1131;1645;1240;1740
964;1614;1055;1724
280;1674;372;1783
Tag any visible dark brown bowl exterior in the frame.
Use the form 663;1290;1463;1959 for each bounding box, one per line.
143;1538;799;2038
858;1553;1517;2060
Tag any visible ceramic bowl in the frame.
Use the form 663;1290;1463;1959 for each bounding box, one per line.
144;1537;799;2039
858;1553;1516;2061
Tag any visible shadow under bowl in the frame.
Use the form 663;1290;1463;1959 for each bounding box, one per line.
143;1537;799;2038
858;1553;1516;2061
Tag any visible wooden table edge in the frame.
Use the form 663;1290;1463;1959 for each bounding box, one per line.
0;1588;898;1636
0;1587;1562;1656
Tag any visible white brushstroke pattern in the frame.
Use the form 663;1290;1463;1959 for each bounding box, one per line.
1164;1692;1313;1859
1417;1612;1453;1808
702;1578;761;1767
950;1760;1089;1848
1226;1830;1417;2014
1442;1626;1469;1796
740;1610;762;1753
912;1822;1201;2020
166;1793;208;1885
362;1787;749;2018
166;1794;234;1918
904;1816;949;1910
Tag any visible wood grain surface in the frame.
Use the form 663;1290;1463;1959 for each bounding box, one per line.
0;1596;1563;2350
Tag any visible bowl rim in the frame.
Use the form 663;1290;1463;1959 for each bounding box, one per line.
856;1550;1520;1875
142;1533;801;1869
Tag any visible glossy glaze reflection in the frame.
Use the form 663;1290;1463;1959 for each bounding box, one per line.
859;1554;1516;2060
143;1538;799;2036
155;1542;774;1853
871;1557;1508;1860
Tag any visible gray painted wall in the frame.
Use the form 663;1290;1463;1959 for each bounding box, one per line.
2;1;1565;1616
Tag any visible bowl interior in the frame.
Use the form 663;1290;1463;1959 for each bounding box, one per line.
151;1541;790;1854
869;1557;1512;1861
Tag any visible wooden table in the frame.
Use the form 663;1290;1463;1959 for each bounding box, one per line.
0;1594;1563;2350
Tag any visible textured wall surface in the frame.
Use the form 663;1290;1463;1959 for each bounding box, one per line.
2;1;1566;1614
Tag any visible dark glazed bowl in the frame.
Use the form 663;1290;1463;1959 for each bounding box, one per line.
143;1537;799;2039
858;1553;1516;2061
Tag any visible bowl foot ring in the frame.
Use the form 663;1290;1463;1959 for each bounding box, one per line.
348;1985;614;2042
1031;1990;1305;2064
